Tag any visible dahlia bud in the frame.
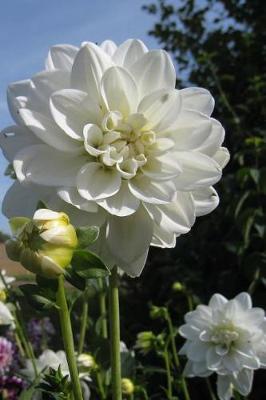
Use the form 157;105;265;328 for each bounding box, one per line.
121;378;134;395
135;331;156;355
172;281;185;292
6;209;78;278
77;353;96;370
150;305;167;320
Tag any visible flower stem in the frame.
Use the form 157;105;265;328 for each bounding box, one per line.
166;311;191;400
56;274;83;400
163;348;173;399
78;296;88;355
98;278;108;339
109;266;122;400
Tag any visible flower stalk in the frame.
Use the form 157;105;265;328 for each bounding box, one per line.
165;310;191;400
78;296;89;355
98;278;108;339
56;274;83;400
109;266;122;400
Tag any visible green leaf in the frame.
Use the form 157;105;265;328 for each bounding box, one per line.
36;200;48;210
19;284;59;311
71;249;110;279
76;225;99;248
64;266;86;291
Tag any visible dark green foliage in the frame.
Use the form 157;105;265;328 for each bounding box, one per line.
118;1;266;398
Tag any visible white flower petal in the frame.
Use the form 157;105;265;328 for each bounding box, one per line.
141;152;182;181
113;39;148;69
151;224;177;248
100;66;138;116
100;40;117;56
19;109;83;153
209;294;228;310
213;147;230;168
138;88;181;132
0;125;40;161
57;187;98;212
7;79;34;124
14;144;86;186
234;292;252;310
71;42;113;101
206;347;222;370
106;206;153;272
179;324;200;340
232;369;253;396
174;151;222;191
31;70;70;116
129;49;176;98
112;248;149;278
186;341;209;362
97;180;140;216
33;208;62;221
144;192;195;235
129;175;176;204
192;187;219;217
2;182;54;218
50;89;102;140
217;375;233;400
45;44;78;71
77;162;121;201
180;87;215;116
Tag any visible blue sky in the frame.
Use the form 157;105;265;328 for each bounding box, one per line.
0;0;158;233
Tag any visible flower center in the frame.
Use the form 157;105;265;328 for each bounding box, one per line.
83;111;158;180
210;323;240;350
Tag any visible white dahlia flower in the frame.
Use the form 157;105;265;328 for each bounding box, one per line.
0;39;229;276
179;292;266;400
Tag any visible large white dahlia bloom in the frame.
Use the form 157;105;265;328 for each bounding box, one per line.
179;292;266;400
0;39;229;276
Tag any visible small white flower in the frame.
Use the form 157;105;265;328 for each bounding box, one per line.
23;349;91;399
0;301;14;327
23;349;69;379
179;292;266;400
0;39;229;277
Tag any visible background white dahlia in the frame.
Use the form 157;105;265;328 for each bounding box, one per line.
0;39;229;276
179;292;266;400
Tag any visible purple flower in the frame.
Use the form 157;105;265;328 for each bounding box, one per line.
27;317;55;352
0;337;13;373
0;375;24;399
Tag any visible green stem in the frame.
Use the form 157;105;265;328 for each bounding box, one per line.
56;275;83;400
96;370;106;400
78;297;88;355
206;378;217;400
98;278;108;339
166;312;191;400
109;266;122;400
248;268;260;295
0;270;38;376
163;348;173;399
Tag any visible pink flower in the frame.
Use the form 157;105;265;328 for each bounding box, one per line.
0;337;13;373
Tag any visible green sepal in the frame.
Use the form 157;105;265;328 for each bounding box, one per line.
76;225;99;248
5;239;23;261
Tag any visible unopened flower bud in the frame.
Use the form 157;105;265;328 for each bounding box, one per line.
150;305;167;320
135;331;155;354
7;209;78;279
77;353;96;370
172;281;185;292
121;378;134;395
